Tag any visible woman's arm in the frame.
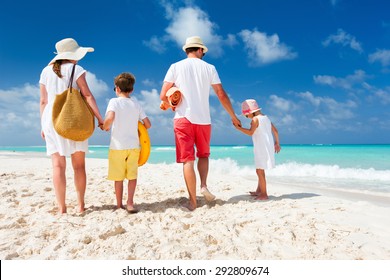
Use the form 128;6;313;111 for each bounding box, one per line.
77;73;104;128
39;84;48;139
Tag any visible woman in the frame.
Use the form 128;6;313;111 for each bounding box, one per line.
39;38;104;214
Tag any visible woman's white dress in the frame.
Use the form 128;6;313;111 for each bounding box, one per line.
39;63;88;156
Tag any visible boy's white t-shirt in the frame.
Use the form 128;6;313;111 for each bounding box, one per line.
163;57;221;125
106;96;147;150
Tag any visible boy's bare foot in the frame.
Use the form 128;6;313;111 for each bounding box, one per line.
255;194;269;200
201;187;216;202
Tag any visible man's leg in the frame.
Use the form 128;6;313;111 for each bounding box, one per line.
183;160;197;210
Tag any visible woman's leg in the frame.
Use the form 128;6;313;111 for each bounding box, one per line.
71;151;86;212
51;153;67;214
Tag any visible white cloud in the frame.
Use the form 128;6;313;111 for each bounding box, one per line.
86;71;109;99
146;3;233;57
143;35;168;54
239;29;297;66
368;49;390;67
313;70;367;89
142;79;158;88
137;88;165;115
297;91;357;120
0;83;41;132
363;83;390;105
268;94;296;112
322;29;363;53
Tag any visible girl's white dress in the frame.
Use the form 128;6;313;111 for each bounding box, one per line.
252;115;275;169
39;63;88;156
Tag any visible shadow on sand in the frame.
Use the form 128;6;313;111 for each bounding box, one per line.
81;192;320;215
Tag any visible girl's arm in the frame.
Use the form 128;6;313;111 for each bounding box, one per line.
234;117;259;136
271;123;281;153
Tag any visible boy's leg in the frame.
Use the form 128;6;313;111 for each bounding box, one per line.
255;169;268;200
51;153;67;214
115;181;124;209
126;179;137;211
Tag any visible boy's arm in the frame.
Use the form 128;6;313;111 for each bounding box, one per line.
271;123;281;153
234;118;258;136
142;117;151;129
103;111;114;131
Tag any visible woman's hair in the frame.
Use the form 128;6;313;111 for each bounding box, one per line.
114;72;136;93
52;60;63;78
52;60;72;78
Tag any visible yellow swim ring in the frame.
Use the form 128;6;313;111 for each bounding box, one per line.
138;121;151;166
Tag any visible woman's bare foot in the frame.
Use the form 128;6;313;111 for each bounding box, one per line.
126;204;139;214
115;205;126;210
255;194;269;200
58;206;67;214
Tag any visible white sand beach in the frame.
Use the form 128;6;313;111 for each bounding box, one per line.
0;154;389;260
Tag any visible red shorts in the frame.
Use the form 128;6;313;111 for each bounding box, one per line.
174;118;211;163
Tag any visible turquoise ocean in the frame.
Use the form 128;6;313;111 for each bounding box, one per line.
1;144;389;195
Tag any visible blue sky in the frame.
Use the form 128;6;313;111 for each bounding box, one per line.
1;0;389;146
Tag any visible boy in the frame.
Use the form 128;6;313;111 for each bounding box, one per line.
103;73;151;212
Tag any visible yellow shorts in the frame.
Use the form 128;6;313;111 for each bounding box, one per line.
108;149;140;181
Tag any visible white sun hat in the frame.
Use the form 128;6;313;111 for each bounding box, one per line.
182;36;208;53
48;38;94;65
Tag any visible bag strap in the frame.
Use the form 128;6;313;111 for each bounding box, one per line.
68;64;76;92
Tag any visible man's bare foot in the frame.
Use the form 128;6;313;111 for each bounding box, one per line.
249;191;259;196
181;202;196;211
201;187;216;202
255;194;269;200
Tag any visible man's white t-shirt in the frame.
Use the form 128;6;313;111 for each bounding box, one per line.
106;96;147;150
163;57;221;125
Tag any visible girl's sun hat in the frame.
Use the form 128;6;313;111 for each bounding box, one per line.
48;38;94;65
241;99;261;115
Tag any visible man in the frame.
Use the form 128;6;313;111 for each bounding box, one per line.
160;36;241;211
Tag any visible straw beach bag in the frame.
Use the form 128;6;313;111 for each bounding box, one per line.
52;64;95;141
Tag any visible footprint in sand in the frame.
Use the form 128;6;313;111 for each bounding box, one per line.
99;226;126;240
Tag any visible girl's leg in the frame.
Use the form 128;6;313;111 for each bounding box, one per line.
115;181;124;209
51;153;67;214
255;168;268;200
71;151;86;213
